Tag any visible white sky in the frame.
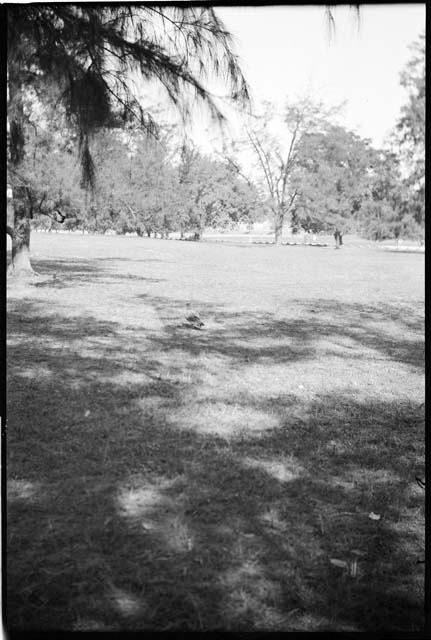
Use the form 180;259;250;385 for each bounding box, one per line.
181;4;425;154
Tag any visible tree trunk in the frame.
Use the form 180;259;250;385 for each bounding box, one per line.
8;67;37;277
274;211;283;245
7;186;37;277
195;212;205;241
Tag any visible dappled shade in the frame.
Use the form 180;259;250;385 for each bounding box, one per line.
7;237;424;631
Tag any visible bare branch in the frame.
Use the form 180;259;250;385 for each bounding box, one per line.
287;189;298;211
246;127;275;199
222;154;255;189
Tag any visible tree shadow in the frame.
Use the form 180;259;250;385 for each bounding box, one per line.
134;293;424;371
95;257;168;263
6;298;424;632
28;258;165;288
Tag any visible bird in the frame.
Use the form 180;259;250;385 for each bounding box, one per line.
185;303;204;330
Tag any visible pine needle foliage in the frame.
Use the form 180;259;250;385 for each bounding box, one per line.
8;4;250;189
324;4;361;41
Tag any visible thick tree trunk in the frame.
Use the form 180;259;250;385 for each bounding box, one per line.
7;186;37;277
8;67;37;278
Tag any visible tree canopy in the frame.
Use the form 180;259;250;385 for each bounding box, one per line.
292;125;375;238
8;4;250;186
28;123;260;239
227;98;339;243
395;32;425;230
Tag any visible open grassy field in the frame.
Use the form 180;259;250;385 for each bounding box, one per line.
6;233;425;632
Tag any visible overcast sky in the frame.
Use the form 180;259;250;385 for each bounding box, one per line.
183;4;425;154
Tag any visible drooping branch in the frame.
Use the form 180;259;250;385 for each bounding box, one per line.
8;4;251;193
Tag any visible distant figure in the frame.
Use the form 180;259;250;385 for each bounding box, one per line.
185;303;204;330
334;230;343;248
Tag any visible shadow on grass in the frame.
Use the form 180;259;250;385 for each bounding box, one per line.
95;257;169;263
135;293;424;371
6;297;424;632
30;258;165;287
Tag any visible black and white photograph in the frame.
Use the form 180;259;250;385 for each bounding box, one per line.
4;2;426;633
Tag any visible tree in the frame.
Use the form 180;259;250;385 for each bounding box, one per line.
70;128;260;240
359;150;424;245
292;125;375;247
394;32;425;231
18;100;86;233
177;150;260;239
358;151;404;242
231;98;338;244
7;5;249;276
84;127;176;237
397;33;425;167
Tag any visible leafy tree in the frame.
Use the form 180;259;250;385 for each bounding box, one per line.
397;34;425;167
292;125;375;247
14;97;86;233
75;129;260;240
395;32;425;230
178;150;260;239
175;144;201;239
357;151;410;243
7;5;249;275
231;99;338;244
85;128;173;237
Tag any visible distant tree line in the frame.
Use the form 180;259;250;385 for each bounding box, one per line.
24;118;262;238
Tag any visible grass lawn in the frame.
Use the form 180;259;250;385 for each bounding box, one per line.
6;233;425;631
